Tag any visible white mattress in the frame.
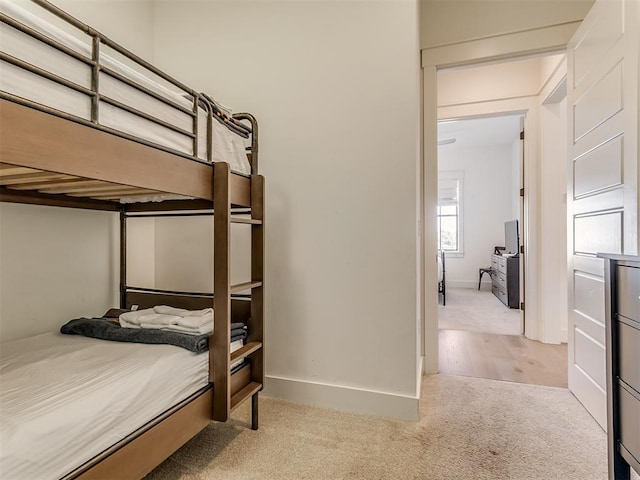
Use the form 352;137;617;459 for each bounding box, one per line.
0;331;209;479
0;0;251;175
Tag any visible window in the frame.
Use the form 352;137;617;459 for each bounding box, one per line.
438;172;463;254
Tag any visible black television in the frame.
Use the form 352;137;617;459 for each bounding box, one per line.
505;220;519;255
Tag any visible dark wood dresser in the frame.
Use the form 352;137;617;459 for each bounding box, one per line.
599;254;640;480
491;253;519;308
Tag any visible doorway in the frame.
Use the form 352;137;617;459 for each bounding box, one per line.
433;55;569;388
437;113;523;336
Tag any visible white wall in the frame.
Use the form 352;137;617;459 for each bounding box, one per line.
0;1;154;343
154;218;251;292
151;1;421;418
0;204;118;341
540;98;568;343
438;54;566;109
439;58;544;107
51;0;154;60
126;218;155;289
420;0;594;49
438;143;516;287
154;217;213;293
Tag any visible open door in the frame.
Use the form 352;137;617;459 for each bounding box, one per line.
519;121;525;335
566;0;639;428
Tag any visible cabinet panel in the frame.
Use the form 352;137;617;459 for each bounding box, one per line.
618;266;640;322
619;321;640;393
619;385;640;466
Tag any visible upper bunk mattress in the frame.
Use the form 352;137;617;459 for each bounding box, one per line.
0;331;209;479
0;0;251;175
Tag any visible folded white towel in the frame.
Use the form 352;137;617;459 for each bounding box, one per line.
120;308;155;325
141;315;212;334
162;324;211;335
154;306;213;318
119;305;214;334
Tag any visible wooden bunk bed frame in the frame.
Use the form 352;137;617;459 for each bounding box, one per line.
0;1;264;478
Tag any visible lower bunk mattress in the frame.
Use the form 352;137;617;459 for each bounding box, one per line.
0;331;209;479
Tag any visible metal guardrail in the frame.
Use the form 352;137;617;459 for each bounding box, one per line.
0;0;258;174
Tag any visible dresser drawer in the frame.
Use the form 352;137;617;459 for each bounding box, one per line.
618;266;640;322
492;284;508;306
619;321;640;393
493;270;507;290
619;384;640;465
491;257;499;270
495;256;506;272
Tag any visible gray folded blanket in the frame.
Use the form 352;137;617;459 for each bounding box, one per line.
231;327;247;338
60;317;209;353
231;330;247;343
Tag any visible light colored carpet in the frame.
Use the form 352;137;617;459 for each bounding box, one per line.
147;374;608;480
439;287;521;335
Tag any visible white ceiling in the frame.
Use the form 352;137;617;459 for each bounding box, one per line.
438;114;523;149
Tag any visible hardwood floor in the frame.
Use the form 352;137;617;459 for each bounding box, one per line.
438;329;568;388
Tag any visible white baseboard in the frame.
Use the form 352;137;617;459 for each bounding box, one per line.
263;375;420;421
560;328;568;344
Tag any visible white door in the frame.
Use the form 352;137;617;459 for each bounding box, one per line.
567;0;638;429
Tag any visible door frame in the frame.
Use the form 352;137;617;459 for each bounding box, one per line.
421;23;579;374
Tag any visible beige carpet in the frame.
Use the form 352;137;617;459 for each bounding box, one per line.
147;375;608;480
439;287;521;335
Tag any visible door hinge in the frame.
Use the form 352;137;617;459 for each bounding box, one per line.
520;245;524;254
520;130;525;140
520;302;525;311
520;188;524;197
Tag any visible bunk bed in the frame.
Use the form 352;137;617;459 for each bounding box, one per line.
0;0;265;478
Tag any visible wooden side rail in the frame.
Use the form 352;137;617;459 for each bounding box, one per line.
0;101;252;207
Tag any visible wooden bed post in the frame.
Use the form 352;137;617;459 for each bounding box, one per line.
249;174;265;430
120;207;127;309
213;162;231;422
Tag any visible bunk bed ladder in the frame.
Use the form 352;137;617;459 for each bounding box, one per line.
213;162;264;429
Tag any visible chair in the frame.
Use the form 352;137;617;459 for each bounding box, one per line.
478;267;492;290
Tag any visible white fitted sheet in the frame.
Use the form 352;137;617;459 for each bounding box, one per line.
0;332;209;479
0;0;251;175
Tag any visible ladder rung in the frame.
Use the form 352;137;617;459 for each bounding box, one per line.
230;281;262;293
231;341;262;363
230;382;262;411
230;218;262;225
